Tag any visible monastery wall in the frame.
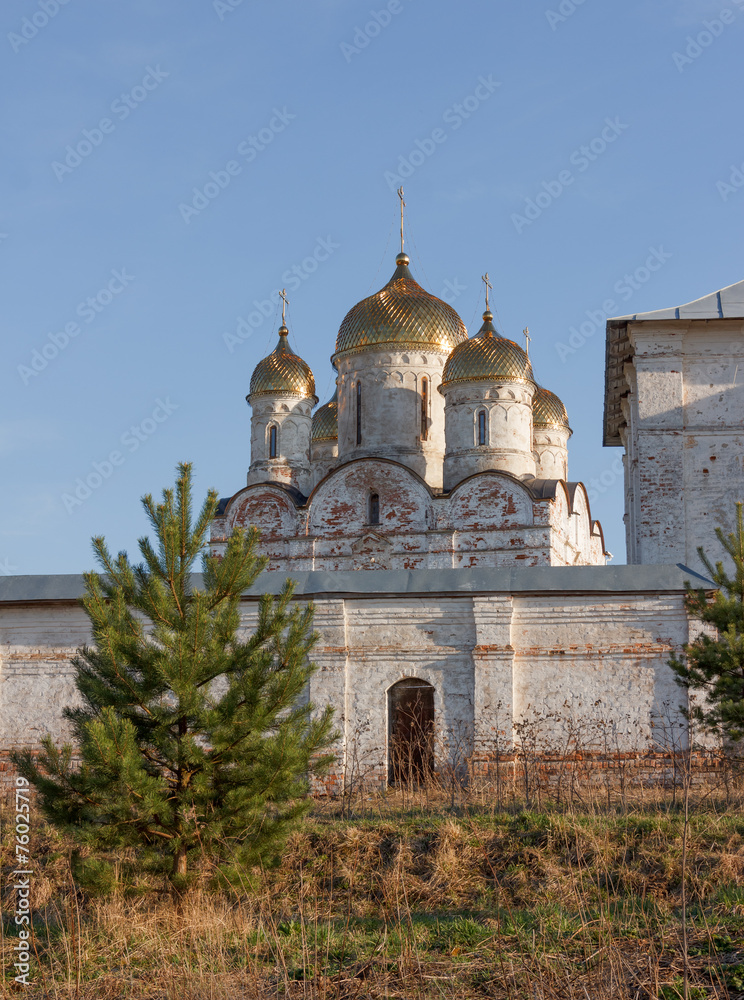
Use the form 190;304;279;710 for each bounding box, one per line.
0;602;87;755
0;567;699;786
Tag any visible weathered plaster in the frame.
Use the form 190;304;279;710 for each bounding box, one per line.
0;569;696;779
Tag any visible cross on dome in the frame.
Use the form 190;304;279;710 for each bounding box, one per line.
279;287;289;328
481;272;492;312
397;187;405;254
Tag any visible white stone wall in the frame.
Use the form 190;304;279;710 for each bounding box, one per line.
247;392;314;495
442;381;537;487
0;580;690;776
624;320;744;569
510;593;688;749
335;348;449;488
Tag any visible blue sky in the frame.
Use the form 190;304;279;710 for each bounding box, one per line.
2;0;742;575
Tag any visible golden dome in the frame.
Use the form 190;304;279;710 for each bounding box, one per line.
533;385;570;430
332;253;467;360
441;311;535;387
248;326;316;400
311;386;338;441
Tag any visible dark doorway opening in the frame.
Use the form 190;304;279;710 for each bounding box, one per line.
388;679;434;786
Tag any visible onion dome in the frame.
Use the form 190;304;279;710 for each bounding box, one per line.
248;326;316;400
533;385;570;430
311;386;338;441
441;311;535;387
332;252;467;361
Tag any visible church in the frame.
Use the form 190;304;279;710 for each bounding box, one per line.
209;249;606;571
1;228;743;787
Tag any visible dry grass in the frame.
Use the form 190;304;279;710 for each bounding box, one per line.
3;782;744;999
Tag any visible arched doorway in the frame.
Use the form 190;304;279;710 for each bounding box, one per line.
388;678;434;786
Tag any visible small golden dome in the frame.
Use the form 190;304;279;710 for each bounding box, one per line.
441;311;535;387
248;326;316;400
332;253;467;361
533;385;570;430
311;386;338;441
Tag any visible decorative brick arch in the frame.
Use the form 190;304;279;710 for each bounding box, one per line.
307;459;432;537
444;473;534;531
227;486;298;540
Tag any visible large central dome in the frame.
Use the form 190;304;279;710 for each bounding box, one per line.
332;252;467;361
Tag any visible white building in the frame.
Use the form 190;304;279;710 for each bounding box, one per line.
2;252;742;786
604;277;744;570
210;251;606;571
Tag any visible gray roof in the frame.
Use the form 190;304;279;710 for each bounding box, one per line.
610;277;744;323
604;277;744;446
0;565;713;605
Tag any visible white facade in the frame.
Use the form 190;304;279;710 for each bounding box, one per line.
604;279;744;570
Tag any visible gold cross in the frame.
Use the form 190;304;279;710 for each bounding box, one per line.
523;326;531;356
279;288;288;325
481;272;492;311
397;186;405;253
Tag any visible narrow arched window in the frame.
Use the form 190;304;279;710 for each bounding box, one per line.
268;424;278;458
478;409;487;446
356;381;362;445
421;377;428;441
369;492;380;525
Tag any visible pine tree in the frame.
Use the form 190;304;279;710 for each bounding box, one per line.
669;501;744;746
12;463;336;890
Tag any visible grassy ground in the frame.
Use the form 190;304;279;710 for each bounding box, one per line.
3;786;744;999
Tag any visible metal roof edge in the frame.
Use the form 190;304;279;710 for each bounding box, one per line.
0;565;713;606
248;565;706;597
607;276;744;325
